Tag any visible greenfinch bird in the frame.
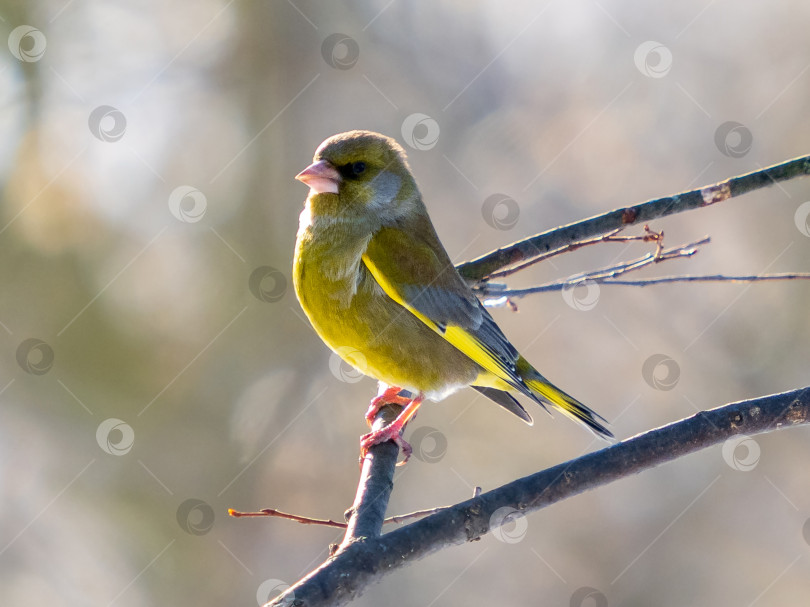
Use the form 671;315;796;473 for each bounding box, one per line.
294;130;612;462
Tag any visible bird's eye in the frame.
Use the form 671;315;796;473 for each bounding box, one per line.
337;161;368;180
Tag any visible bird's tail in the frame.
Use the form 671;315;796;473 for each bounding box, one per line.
521;363;613;440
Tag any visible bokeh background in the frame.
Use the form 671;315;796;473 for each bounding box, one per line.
1;1;809;605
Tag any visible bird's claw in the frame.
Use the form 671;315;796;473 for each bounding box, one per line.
365;387;411;426
359;424;413;466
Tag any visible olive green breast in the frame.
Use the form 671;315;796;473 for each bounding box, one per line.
293;219;480;395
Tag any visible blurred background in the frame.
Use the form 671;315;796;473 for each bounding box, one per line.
1;1;809;605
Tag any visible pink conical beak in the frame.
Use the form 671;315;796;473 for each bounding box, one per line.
295;159;341;194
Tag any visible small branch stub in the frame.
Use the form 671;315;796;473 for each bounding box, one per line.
700;182;731;205
621;206;639;223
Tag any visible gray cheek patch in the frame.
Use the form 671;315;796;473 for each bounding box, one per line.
367;171;402;210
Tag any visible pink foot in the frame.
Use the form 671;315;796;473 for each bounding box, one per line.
360;425;413;465
365;386;411;427
359;394;424;466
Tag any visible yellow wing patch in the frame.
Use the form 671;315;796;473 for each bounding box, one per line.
443;326;516;383
362;252;518;387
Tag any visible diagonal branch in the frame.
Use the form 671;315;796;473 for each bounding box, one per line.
455;154;810;282
338;404;402;548
266;386;810;607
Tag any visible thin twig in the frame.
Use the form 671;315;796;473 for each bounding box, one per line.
455;154;810;281
485;272;810;298
580;236;706;281
476;233;810;300
485;225;662;280
228;505;452;528
229;508;347;528
578;273;810;288
476;237;709;299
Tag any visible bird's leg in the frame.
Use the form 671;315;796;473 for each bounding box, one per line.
360;394;424;466
365;385;412;427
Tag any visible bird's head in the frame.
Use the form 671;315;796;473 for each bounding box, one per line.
296;130;420;225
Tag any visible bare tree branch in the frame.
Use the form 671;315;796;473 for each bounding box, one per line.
456;154;810;282
267;386;810;607
338;404;402;549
